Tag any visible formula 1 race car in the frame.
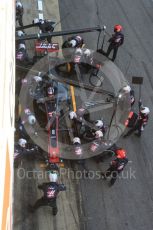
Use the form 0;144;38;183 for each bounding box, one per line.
26;75;70;164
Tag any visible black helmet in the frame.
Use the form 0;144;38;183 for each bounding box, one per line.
49;163;59;171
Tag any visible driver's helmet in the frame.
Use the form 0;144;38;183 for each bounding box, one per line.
47;87;54;97
18;138;27;148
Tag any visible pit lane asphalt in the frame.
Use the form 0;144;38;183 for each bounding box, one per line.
58;0;153;230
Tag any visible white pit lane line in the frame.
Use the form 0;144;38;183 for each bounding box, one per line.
39;13;44;20
37;0;44;19
38;0;43;11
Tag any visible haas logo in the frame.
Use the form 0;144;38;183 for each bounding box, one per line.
47;188;56;198
37;43;58;49
117;164;124;171
115;38;121;43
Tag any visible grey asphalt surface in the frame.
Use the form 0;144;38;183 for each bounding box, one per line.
58;1;153;230
14;0;153;230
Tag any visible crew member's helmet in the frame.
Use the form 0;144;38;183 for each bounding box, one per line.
95;120;104;129
95;130;103;138
69;111;77;120
69;40;77;48
84;49;91;57
73;137;81;145
33;75;42;82
18;43;26;51
47;87;54;97
76;35;83;43
114;24;122;32
28;115;36;125
49;163;59;171
116;149;126;159
18;138;27;148
49;172;58;182
75;48;83;55
17;30;24;37
73;137;82;155
140;107;150;115
16;1;22;8
76;35;83;41
123;85;131;93
33;18;40;24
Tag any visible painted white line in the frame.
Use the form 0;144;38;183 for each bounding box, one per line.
37;0;44;19
39;13;44;20
38;0;43;11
